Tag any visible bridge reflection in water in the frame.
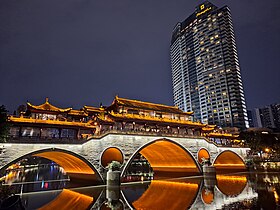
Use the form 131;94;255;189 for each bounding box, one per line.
38;189;93;210
131;180;200;210
216;175;247;196
16;174;256;209
122;174;253;210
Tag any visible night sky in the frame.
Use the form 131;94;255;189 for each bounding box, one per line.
0;0;279;113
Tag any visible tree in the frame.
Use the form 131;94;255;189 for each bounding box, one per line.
240;130;280;159
0;105;9;142
16;104;26;116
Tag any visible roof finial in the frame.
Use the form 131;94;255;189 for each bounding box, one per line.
46;97;49;103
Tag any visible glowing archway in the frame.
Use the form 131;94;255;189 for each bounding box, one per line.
213;150;246;172
197;148;210;164
101;147;124;168
122;139;201;176
2;148;103;183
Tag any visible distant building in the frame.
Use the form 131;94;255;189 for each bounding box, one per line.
249;103;280;130
170;1;248;129
247;110;254;128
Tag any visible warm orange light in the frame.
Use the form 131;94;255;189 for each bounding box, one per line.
214;151;246;170
214;164;246;167
265;148;270;153
198;148;210;164
9;116;95;128
139;140;200;173
133;180;199;210
201;187;214;204
101;147;123;168
216;175;247;196
38;189;93;210
274;189;279;203
206;132;239;139
33;151;95;174
27;98;72;113
109;112;205;127
216;175;247;182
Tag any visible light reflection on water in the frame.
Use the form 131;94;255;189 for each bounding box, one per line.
2;166;280;209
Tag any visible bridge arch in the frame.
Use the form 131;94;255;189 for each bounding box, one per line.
213;150;246;172
197;148;210;164
121;138;202;177
1;148;103;184
100;147;124;168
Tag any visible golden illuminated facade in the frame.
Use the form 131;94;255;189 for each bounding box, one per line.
8;98;101;140
8;96;241;145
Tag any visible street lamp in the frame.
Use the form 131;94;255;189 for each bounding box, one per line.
265;148;270;153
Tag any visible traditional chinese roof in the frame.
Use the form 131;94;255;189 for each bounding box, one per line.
205;132;239;139
83;106;104;114
202;125;216;132
96;115;115;124
68;109;88;117
109;96;193;115
27;98;72;113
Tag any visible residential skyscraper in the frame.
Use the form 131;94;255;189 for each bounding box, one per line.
250;103;280;130
170;1;248;129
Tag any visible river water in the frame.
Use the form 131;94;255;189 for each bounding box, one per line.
1;162;280;210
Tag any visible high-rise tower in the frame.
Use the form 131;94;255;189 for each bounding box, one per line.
170;1;249;129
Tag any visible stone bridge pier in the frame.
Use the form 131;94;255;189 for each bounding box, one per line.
0;133;250;183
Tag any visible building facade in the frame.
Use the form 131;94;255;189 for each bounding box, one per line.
170;1;248;129
250;103;280;130
8;96;240;146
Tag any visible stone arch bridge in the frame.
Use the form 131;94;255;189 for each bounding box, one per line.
0;133;250;183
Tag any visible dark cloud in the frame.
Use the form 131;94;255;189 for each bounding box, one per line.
0;0;279;112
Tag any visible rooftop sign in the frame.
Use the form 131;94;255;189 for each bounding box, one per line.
196;4;212;17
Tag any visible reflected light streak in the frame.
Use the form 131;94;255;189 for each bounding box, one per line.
274;189;279;203
38;189;93;210
214;164;246;167
140;141;199;173
33;151;95;175
133;180;199;210
216;175;247;196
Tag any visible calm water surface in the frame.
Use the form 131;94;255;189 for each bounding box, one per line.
1;165;280;210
